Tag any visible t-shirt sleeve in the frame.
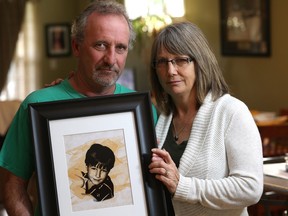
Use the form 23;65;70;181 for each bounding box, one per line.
0;102;35;180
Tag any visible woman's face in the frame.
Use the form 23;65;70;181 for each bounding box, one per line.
155;48;196;99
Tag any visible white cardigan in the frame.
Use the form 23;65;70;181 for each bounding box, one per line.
156;93;263;216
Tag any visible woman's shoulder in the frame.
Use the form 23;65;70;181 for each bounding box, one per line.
216;94;247;109
202;93;248;114
214;94;253;122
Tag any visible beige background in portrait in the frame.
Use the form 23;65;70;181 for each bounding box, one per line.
64;129;133;212
49;113;148;216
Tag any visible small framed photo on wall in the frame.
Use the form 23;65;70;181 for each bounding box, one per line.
45;23;71;57
220;0;270;57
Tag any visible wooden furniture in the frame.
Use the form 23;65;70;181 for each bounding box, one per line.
280;109;288;116
261;162;288;216
259;124;288;215
249;120;288;216
264;175;288;195
258;124;288;157
248;159;288;216
263;162;288;195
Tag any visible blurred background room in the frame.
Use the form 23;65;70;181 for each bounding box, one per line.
1;0;288;215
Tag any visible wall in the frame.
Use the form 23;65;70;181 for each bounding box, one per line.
184;0;288;112
228;0;288;112
35;0;288;112
33;0;89;86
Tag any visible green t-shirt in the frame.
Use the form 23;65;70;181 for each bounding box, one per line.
0;79;158;216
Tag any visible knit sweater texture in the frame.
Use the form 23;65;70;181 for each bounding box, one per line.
156;93;263;216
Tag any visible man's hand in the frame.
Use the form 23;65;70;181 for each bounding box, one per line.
44;71;75;87
44;78;64;87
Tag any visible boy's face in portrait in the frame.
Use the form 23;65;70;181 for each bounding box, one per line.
87;163;108;185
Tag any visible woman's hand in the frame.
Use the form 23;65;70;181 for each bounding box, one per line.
149;148;179;195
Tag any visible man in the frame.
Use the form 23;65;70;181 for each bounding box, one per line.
0;1;156;215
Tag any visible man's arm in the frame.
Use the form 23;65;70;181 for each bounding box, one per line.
2;168;33;216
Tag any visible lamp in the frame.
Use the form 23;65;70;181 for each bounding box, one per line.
125;0;185;37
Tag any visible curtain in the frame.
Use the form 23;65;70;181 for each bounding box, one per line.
0;0;26;94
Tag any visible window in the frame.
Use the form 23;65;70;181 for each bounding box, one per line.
0;2;38;101
125;0;185;36
125;0;185;19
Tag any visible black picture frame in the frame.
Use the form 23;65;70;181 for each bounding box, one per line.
220;0;270;57
29;92;167;216
45;23;71;57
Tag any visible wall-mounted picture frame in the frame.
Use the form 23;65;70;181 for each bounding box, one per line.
29;92;167;216
220;0;270;57
45;23;71;57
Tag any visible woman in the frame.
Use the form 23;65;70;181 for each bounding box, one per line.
148;21;263;216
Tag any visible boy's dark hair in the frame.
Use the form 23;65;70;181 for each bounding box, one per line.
85;143;115;171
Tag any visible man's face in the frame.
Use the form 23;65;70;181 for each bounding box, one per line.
73;12;130;91
87;163;108;185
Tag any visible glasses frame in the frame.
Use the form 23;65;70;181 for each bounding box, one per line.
153;57;193;69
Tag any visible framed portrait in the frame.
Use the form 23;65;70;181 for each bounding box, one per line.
29;92;167;216
45;23;71;57
220;0;270;56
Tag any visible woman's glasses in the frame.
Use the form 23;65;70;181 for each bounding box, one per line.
153;57;193;70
